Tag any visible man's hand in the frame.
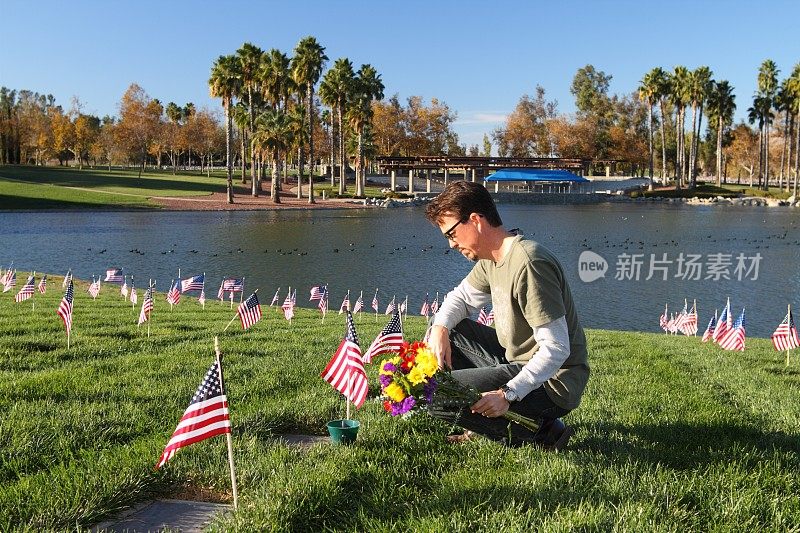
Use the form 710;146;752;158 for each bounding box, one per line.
427;325;452;369
470;390;510;418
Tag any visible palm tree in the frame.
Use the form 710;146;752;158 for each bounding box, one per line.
776;78;792;190
688;66;713;189
757;59;779;190
650;68;670;183
236;42;264;195
669;66;691;188
209;54;241;204
292;37;328;204
319;58;355;195
252;109;293;204
788;63;800;198
287;103;307;199
747;96;772;188
639;68;662;190
231;102;249;184
706;80;736;186
260;48;294;192
348;64;384;196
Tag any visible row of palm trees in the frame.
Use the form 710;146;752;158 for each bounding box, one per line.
208;37;384;205
638;60;800;195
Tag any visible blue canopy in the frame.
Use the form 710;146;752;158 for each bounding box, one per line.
484;168;589;182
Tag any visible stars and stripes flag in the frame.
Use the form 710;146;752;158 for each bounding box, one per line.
56;279;74;335
237;292;262;330
181;274;205;293
15;274;35;303
672;301;687;332
38;274;47;294
166;281;181;305
718;308;746;351
121;277;129;298
363;310;404;363
665;314;677;334
309;284;327;301
477;306;495;326
339;291;350;314
2;270;16;292
88;278;101;299
371;290;379;313
318;292;329;314
385;296;396;315
399;296;407;315
352;291;364;314
217;279;225;300
431;293;439;314
771;310;800;351
155;359;231;469
104;268;124;283
282;289;295;320
678;301;698;336
138;286;154;325
420;293;430;317
659;304;668;332
130;280;138;305
320;312;368;408
198;290;206;306
712;299;732;343
701;310;717;343
62;270;72;288
270;288;280;306
222;278;244;293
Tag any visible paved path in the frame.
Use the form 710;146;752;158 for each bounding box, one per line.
93;499;231;532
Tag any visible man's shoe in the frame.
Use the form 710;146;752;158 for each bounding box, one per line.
533;418;574;452
446;430;477;444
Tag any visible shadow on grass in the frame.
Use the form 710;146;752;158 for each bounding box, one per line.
575;420;799;470
0;195;153;210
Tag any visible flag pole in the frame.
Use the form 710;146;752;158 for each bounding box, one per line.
374;288;378;322
202;274;206;309
240;277;245;304
169;279;174;311
787;303;792;367
693;299;697;336
224;289;258;332
214;336;239;510
147;279;152;338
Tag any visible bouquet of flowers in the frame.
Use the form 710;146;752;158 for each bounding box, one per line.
379;341;539;433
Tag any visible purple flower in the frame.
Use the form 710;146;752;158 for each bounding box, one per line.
391;395;416;416
382;361;398;373
379;374;393;388
423;377;438;403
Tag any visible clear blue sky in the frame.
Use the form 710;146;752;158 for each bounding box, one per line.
2;0;798;148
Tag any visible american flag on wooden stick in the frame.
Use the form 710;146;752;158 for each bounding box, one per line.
363;310;404;363
431;292;439;314
88;278;101;299
138;287;154;325
237;292;262;330
339;291;350;315
385;296;396;315
352;291;364;314
420;293;430;317
56;279;74;335
15;274;35;303
309;284;327;301
712;300;732;343
104;268;124;283
371;290;379;312
130;280;138;305
121;278;128;298
166;281;181;305
270;288;280;306
718;308;746;351
2;270;16;293
282;289;295;320
38;274;47;294
198;290;206;306
155;359;231;469
62;270;71;288
701;311;717;343
181;274;205;293
771;310;800;351
321;312;368;408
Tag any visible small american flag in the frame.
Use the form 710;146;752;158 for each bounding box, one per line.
771;310;800;351
155;359;231;469
270;288;280;306
420;293;430;317
318;293;328;314
88;278;101;299
282;290;295;320
431;293;439;314
222;278;244;292
38;274;47;294
712;301;732;343
321;312;368;408
15;274;35;303
105;268;124;283
237;292;262;329
198;290;206;306
701;311;717;343
121;278;128;298
659;304;668;332
310;284;327;301
363;310;404;363
718;308;746;351
62;270;72;288
352;292;364;314
385;297;396;315
399;296;407;315
371;290;379;312
2;270;16;293
339;291;350;314
56;279;75;335
477;306;494;326
678;302;698;336
130;281;138;305
166;281;181;305
138;287;154;325
181;274;205;293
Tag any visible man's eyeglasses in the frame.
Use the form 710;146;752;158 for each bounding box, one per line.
443;219;465;241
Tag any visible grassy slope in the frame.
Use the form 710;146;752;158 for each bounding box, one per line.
642;183;793;200
0;165;225;209
0;274;798;531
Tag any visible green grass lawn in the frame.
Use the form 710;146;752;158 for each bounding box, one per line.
1;274;798;531
641;182;794;200
0;165;226;209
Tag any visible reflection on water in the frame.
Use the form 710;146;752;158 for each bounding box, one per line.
1;203;798;337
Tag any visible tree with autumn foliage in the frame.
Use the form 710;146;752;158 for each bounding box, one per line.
114;84;162;177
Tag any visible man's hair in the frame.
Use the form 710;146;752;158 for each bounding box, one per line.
425;180;503;227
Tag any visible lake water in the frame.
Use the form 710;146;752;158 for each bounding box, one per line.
1;203;798;337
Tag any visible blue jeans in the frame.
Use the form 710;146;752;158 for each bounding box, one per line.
429;318;570;445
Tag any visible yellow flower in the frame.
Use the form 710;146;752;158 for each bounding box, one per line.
380;356;402;376
384;382;406;402
415;348;438;378
406;365;427;386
